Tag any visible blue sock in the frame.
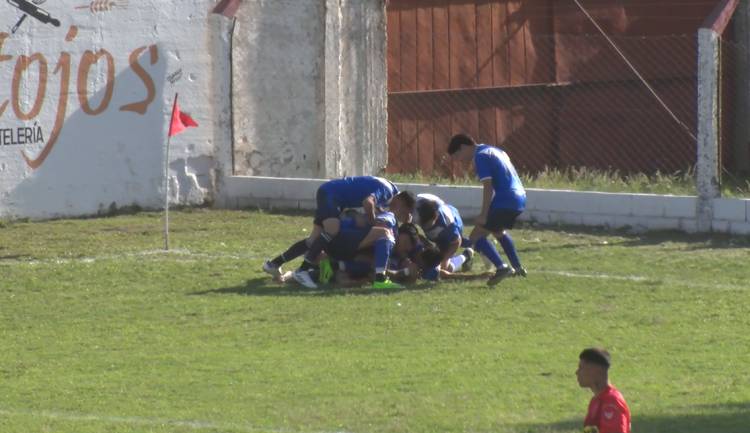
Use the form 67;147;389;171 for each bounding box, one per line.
374;238;394;275
499;232;521;270
475;236;505;269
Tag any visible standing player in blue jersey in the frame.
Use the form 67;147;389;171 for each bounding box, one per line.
263;176;415;289
447;133;527;285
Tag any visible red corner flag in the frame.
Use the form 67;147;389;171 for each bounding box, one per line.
212;0;241;18
168;95;198;137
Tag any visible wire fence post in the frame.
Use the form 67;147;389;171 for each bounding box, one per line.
697;28;721;231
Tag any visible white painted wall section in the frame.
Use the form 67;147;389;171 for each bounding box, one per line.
224;177;750;235
0;0;225;219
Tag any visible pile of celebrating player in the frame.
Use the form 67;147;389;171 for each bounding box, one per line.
262;134;528;289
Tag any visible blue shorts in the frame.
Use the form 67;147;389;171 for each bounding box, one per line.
325;227;369;260
314;186;342;226
483;209;522;233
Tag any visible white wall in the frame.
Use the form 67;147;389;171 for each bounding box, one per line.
0;0;226;219
231;0;325;178
230;0;387;179
0;0;388;219
223;176;750;235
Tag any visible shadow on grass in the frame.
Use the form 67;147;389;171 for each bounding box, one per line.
0;254;31;261
190;277;434;297
514;402;750;433
525;223;750;250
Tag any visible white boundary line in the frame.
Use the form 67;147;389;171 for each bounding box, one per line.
0;249;264;266
0;250;744;291
0;407;352;433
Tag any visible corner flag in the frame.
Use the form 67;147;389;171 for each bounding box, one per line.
169;99;198;137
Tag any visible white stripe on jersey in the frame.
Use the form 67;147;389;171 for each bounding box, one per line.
416;193;445;206
374;176;398;196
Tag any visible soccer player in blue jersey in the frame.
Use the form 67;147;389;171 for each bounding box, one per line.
320;210;405;289
414;193;474;274
263;176;415;289
447;134;527;285
334;222;443;286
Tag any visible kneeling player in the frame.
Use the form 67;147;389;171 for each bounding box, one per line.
318;211;404;289
414;193;475;275
334;223;443;286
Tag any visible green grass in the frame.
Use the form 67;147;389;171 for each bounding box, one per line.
390;167;750;197
1;209;749;433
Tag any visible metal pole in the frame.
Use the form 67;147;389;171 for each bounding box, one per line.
165;93;179;250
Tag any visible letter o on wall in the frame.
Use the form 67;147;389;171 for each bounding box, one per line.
78;50;115;115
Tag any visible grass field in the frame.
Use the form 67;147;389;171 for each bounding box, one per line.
1;208;749;433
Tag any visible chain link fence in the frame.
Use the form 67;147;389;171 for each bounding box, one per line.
386;1;750;195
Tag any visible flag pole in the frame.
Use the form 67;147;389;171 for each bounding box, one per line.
165;93;179;251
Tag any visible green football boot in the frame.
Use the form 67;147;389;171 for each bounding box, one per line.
318;258;334;284
372;278;405;290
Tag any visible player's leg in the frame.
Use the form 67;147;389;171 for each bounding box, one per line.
437;223;473;273
300;217;340;270
293;187;342;288
264;225;321;278
469;217;513;286
359;226;403;289
491;210;526;277
496;230;526;277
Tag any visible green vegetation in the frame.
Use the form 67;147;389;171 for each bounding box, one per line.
390;167;750;197
1;209;749;433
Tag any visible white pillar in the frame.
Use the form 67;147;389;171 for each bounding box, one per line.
323;0;388;178
696;28;721;232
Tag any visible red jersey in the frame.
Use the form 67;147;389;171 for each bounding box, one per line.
583;385;631;433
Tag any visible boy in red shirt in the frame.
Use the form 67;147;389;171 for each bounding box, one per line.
576;348;631;433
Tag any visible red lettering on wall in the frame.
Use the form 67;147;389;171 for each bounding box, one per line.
77;49;115;115
119;44;158;115
0;33;13;119
21;26;76;170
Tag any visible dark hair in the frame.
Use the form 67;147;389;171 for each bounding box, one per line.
579;348;611;369
394;191;416;208
416;199;439;226
398;223;420;246
447;133;476;155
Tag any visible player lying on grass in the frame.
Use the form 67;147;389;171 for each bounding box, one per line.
263;176;415;289
414;193;476;276
448;133;527;286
